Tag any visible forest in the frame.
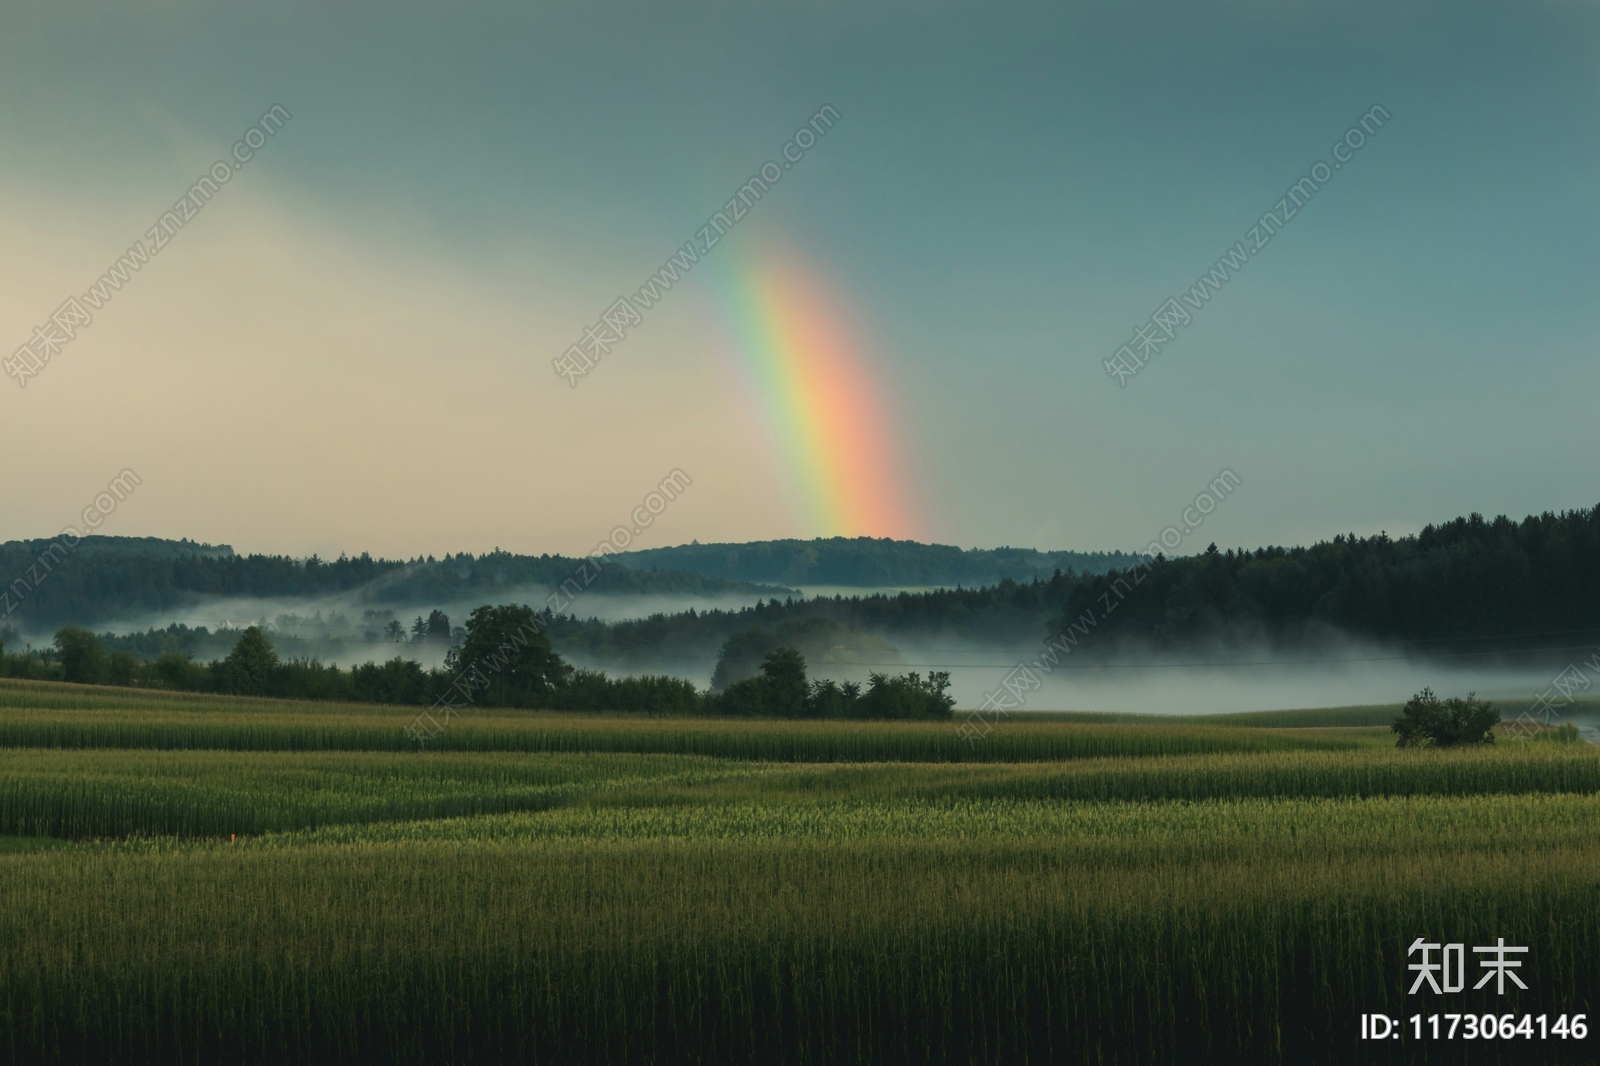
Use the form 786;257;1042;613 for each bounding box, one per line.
1048;507;1600;658
442;506;1600;670
612;535;1143;587
6;506;1598;682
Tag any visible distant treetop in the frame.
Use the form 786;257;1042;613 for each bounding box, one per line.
611;536;1143;588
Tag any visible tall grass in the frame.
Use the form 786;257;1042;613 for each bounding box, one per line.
3;677;1594;1063
4;743;1594;841
278;791;1600;860
0;706;1384;761
0;750;740;839
0;677;392;715
1011;704;1408;727
0;837;1593;1064
1019;698;1600;729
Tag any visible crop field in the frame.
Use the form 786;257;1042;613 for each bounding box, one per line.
0;701;1385;762
0;679;1596;1064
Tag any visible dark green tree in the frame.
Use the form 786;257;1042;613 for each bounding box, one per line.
450;604;569;707
1392;688;1499;747
53;626;107;684
857;670;955;720
155;651;201;690
215;626;280;696
107;650;136;687
805;678;861;719
714;675;769;717
426;609;452;642
350;657;429;705
759;647;808;718
710;628;775;690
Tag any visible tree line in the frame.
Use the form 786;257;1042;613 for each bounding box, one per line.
553;505;1600;672
612;536;1144;587
1047;507;1600;658
0;536;783;630
543;576;1081;673
0;604;953;720
7;504;1594;679
709;647;953;719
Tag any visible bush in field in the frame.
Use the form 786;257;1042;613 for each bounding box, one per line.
1392;688;1498;747
53;626;107;684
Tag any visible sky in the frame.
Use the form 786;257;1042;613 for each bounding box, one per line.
1;0;1596;561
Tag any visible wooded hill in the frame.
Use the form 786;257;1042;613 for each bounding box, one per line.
611;537;1143;587
1048;507;1600;659
0;536;784;631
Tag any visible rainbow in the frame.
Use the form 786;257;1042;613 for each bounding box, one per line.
701;247;919;539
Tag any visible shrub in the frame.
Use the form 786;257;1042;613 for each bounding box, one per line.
1392;688;1499;747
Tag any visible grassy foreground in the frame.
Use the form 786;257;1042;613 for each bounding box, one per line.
0;679;1595;1064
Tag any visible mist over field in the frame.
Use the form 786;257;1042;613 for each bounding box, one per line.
27;582;1579;720
5;3;1600;1059
8;525;1598;729
922;638;1578;716
9;585;784;673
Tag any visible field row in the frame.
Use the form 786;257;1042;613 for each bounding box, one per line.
0;706;1390;760
3;744;1597;840
266;790;1600;860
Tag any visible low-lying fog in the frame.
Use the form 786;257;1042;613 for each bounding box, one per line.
932;649;1583;715
41;586;785;671
33;585;1600;729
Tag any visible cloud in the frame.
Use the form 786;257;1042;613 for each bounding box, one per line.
0;176;794;557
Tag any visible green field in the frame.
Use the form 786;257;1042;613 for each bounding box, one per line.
0;679;1595;1064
